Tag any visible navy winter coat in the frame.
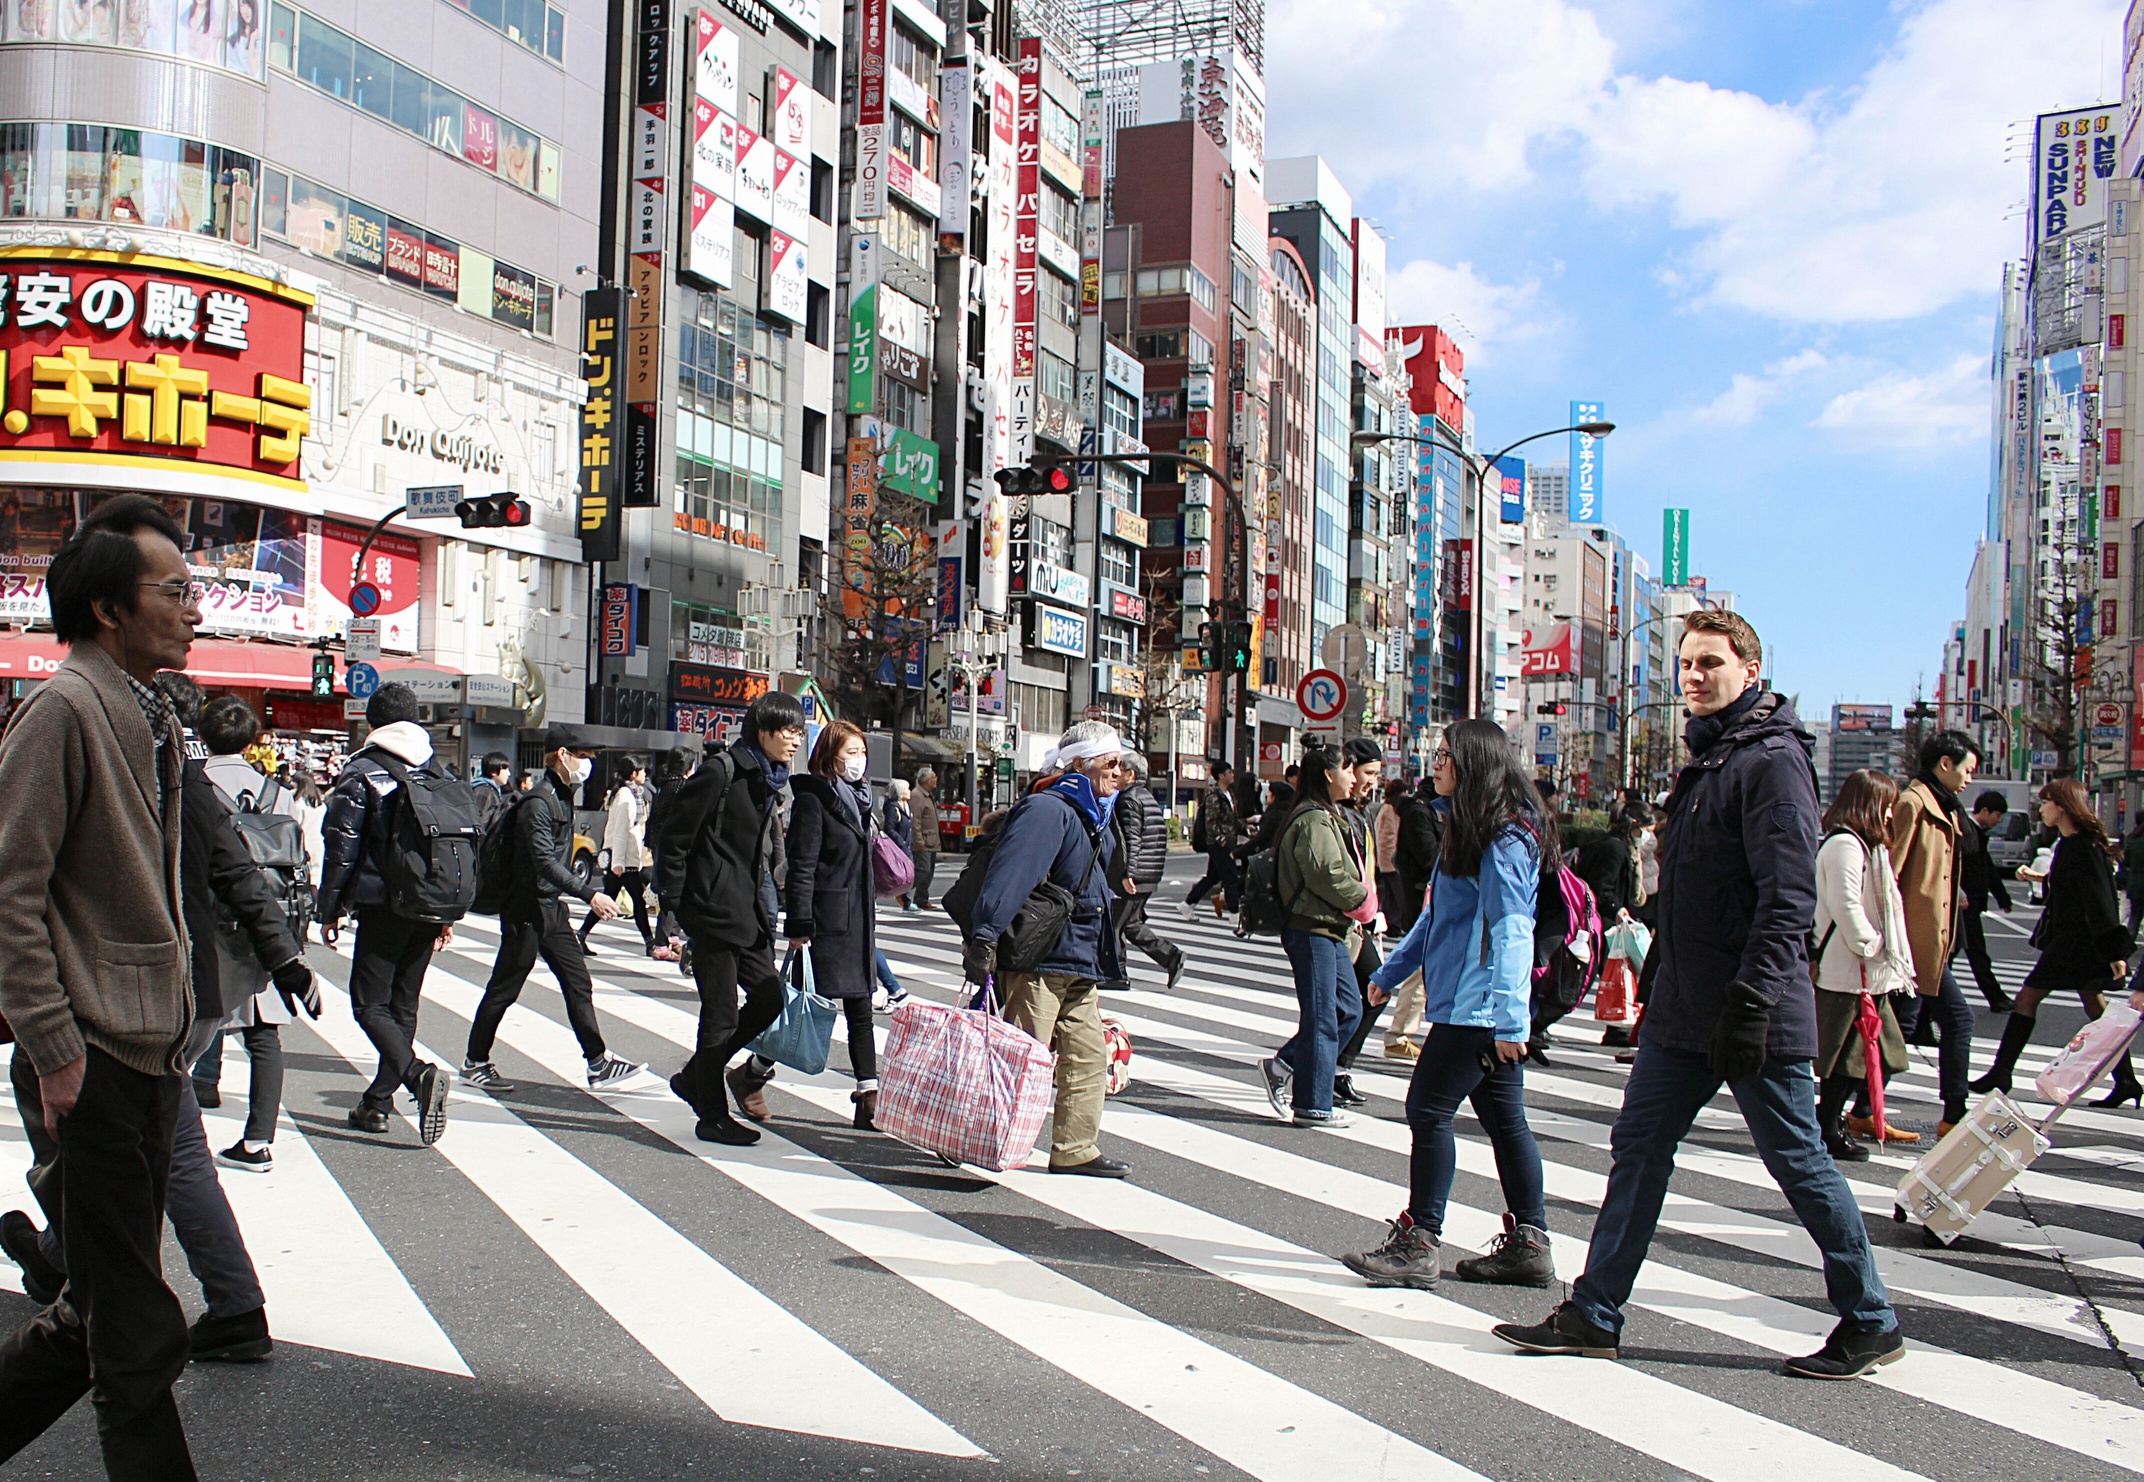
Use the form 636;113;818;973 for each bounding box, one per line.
968;787;1122;983
1641;691;1822;1061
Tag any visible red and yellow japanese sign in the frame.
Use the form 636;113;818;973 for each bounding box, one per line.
0;249;314;491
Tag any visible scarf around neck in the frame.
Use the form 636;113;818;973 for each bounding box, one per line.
1683;684;1763;757
740;739;790;793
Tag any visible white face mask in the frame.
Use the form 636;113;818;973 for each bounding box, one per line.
841;755;867;783
564;755;593;786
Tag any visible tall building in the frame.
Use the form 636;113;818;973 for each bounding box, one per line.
1827;704;1896;802
1527;463;1569;525
1391;324;1470;726
0;0;610;771
1257;233;1315;773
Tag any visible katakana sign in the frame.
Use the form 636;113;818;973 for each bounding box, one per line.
0;249;312;489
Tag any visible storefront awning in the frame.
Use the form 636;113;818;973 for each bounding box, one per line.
0;634;327;690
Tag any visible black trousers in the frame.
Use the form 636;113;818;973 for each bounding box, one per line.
681;938;787;1115
1959;908;2008;1008
1114;894;1182;972
470;898;608;1064
0;1047;194;1480
1186;851;1239;908
586;868;653;947
349;906;438;1110
910;850;938;908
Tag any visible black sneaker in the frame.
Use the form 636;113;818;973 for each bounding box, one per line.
346;1105;390;1135
587;1054;650;1090
1342;1215;1440;1288
215;1142;273;1174
1782;1322;1905;1379
1453;1214;1555;1287
1492;1301;1620;1358
695;1114;761;1147
0;1209;62;1305
1332;1074;1369;1109
189;1306;272;1363
1259;1056;1293;1117
1048;1154;1130;1177
413;1063;452;1146
1164;955;1186;992
462;1059;517;1095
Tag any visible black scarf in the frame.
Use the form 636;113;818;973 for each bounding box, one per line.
1914;769;1963;822
1683;684;1763;757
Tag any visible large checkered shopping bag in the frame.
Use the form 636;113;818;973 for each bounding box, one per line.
876;983;1057;1171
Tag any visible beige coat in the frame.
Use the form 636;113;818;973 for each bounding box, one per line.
1888;779;1961;997
0;643;191;1076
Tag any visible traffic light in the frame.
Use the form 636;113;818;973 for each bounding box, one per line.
993;462;1076;496
455;492;533;528
1199;620;1223;673
1224;620;1253;674
1535;702;1567;716
311;652;335;699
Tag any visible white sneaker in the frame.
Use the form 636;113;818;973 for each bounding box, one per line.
1292;1107;1355;1129
1176;899;1196;923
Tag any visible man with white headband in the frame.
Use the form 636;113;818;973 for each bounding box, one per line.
959;720;1130;1176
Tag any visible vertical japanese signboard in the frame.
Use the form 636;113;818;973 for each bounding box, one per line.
1569;399;1603;524
1662;507;1690;587
684;9;738;289
938;61;971;249
578;287;624;562
854;0;887;219
1011;38;1041;460
626;0;671;504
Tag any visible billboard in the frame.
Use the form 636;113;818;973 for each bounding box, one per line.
1522;623;1575;676
1351;220;1387;368
1569;400;1604;523
1391;324;1464;431
1663;508;1690;587
853;0;887;219
2033;105;2118;254
1493;455;1525;525
1832;704;1893;732
577;287;623;561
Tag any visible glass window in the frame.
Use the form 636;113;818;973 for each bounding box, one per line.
295;12;353;98
546;6;565;60
1041;184;1077;244
1039;351;1076;404
1099;540;1135;588
351;42;393;118
1038;265;1076;329
269;3;296;69
389;62;430;136
1041;96;1077;158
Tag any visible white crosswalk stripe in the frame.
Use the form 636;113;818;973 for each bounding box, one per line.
13;892;2144;1478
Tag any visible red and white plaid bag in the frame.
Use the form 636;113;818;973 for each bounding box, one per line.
876;985;1057;1171
1102;1017;1133;1095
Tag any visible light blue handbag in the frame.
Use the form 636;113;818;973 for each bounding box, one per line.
747;947;838;1075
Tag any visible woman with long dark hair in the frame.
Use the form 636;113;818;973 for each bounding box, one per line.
1344;719;1555;1288
784;721;886;1128
1811;770;1914;1160
1257;746;1368;1127
1971;776;2138;1104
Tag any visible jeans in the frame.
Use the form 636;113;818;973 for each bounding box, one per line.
1186;851;1239;908
348;906;438;1108
1338;936;1383;1069
680;939;787;1115
469;898;609;1065
1873;968;1974;1123
0;1047;195;1480
874;949;902;997
1569;1045;1895;1338
1277;929;1361;1113
1403;1022;1546;1237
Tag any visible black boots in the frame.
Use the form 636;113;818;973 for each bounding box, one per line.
2096;1052;2144;1108
1969;1012;2036;1095
1817;1076;1869;1162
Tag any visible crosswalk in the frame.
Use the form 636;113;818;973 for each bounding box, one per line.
5;896;2144;1477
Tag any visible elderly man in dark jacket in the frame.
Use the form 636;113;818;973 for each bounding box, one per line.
1109;751;1183;990
961;721;1129;1177
1496;610;1901;1381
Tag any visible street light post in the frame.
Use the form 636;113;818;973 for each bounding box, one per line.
1355;419;1614;725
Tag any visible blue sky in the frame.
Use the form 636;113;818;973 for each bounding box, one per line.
1262;0;2124;715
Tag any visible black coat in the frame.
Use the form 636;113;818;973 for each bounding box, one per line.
1393;794;1441;897
179;760;301;1021
1575;833;1635;923
1959;815;2012;913
2026;835;2131;987
785;775;877;1000
506;771;597;916
659;742;782;951
1642;692;1822;1061
881;797;914;857
1116;782;1168;889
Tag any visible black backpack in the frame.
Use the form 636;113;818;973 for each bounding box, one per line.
212;773;310;930
1232;846;1290;936
371;753;483;924
470;789;536;916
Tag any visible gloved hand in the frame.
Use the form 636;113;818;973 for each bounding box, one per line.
1709;980;1770;1083
272;959;322;1020
962;937;997;986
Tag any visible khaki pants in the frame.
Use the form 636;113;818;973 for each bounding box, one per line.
1000;970;1107;1167
1382;970;1426;1050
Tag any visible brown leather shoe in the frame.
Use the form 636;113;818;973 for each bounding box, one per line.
727;1062;773;1122
1845;1114;1919;1145
852;1088;877;1129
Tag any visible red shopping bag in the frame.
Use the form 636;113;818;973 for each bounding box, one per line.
1594;956;1635;1023
876;983;1057;1172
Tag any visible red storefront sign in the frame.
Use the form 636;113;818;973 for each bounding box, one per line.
668;661;769;707
0;249;312;489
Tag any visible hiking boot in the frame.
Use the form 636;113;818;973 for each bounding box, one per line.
728;1060;775;1122
1342;1214;1440;1289
1453;1214;1555;1287
1491;1301;1620;1359
1782;1322;1905;1380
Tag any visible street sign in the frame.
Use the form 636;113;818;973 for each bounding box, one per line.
1535;754;1557;768
404;484;465;519
2097;702;2124;729
2030;749;2061;770
343;699;369;720
1297;668;1346;724
1321;624;1369;680
2095;726;2122;744
344;661;381;699
1303;719;1343;744
345;618;382;663
1535;723;1556;746
349;581;383;617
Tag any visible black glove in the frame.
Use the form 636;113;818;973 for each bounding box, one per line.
962;937;996;986
272;959;322;1020
1709;981;1770;1083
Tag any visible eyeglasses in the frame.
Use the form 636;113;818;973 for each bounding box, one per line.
773;725;807;740
1432;748;1453;766
138;578;205;602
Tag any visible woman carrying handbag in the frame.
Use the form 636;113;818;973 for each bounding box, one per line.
785;721;891;1128
1810;770;1917;1161
1971;777;2139;1105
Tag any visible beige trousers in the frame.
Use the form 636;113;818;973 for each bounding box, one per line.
1000;970;1107;1167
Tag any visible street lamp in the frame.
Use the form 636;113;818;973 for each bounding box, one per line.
1352;420;1616;722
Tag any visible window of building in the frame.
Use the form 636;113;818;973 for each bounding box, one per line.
1038;351;1076;404
800;407;826;476
889;113;936;178
1040;96;1078;159
1133;263;1215;312
1132;327;1212;365
1142;387;1183;422
270;5;561;201
1097;618;1135;664
890;23;936;88
0;123;261;245
879;200;933;266
805;281;830;348
1099;539;1135;588
444;0;565;62
1103;384;1138;440
2;0;269;77
1041;184;1078;244
672;287;787;553
882;379;927;434
1037;265;1078;329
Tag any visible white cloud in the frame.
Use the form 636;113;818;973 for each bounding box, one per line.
1812;353;1988;446
1264;0;2123;325
1383;257;1551;358
1686;349;1832;427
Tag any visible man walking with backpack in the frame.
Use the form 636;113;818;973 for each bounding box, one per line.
317;683;471;1143
1494;609;1902;1379
465;732;649;1096
471;752;515;834
1179;762;1243;921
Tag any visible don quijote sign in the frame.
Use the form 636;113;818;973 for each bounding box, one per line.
379;411;507;476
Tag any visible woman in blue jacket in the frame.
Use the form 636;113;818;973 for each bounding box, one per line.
1343;719;1554;1289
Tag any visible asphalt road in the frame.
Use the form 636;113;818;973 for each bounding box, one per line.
4;858;2143;1482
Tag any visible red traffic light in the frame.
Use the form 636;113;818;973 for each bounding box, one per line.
994;462;1076;495
455;492;533;529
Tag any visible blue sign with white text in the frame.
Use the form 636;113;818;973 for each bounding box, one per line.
1495;455;1527;525
1569;400;1604;524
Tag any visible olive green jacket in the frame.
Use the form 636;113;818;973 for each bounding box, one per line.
1276;801;1368;946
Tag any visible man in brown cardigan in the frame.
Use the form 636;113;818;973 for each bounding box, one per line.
0;495;202;1478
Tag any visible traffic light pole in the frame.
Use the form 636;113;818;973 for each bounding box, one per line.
349;505;405;584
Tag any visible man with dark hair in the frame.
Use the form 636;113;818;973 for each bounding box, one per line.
0;493;203;1475
1960;788;2015;1015
1110;751;1183;990
471;751;514;832
317;682;459;1143
1496;610;1902;1380
659;691;808;1144
465;733;648;1094
1179;761;1242;920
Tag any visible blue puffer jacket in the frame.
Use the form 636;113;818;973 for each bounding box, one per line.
1372;805;1538;1042
967;775;1122;983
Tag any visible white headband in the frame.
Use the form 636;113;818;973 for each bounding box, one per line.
1044;730;1124;772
